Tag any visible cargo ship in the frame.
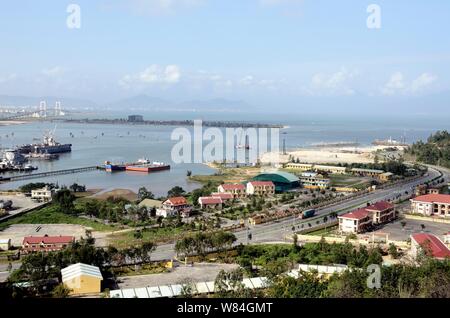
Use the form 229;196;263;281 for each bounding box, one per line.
125;160;170;173
104;161;126;172
17;131;72;155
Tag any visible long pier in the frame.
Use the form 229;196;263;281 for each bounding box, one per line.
0;166;102;183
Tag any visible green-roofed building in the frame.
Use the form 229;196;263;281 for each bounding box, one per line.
251;171;300;192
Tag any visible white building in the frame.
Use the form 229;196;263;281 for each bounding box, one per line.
338;208;372;234
246;181;275;196
217;184;246;198
410;194;450;217
338;201;395;234
31;186;54;202
155;208;177;218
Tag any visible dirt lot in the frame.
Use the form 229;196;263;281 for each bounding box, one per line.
117;263;239;288
0;193;41;215
91;189;137;201
0;224;88;247
373;218;450;242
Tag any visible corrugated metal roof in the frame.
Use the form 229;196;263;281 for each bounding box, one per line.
61;263;103;282
110;277;268;298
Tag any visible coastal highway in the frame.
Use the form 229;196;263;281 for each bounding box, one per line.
150;166;448;261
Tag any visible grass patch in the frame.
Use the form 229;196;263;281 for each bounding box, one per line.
107;226;190;248
0;205;117;232
306;225;338;236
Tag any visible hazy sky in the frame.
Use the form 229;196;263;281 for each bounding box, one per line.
1;0;450;112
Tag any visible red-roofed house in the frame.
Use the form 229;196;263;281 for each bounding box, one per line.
411;233;450;260
338;201;395;234
159;197;192;218
198;197;223;210
217;184;246;198
163;197;190;211
22;235;75;254
410;194;450;217
365;201;395;224
338;208;372;234
211;192;234;202
246;181;275;196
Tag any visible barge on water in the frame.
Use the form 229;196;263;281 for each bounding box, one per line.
126;161;170;173
104;159;170;173
104;161;126;172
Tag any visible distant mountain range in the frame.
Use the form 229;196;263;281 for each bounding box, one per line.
0;95;97;109
0;94;253;113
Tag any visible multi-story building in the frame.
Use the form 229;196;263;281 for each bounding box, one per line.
31;186;54;202
285;163;314;171
415;184;428;196
410;194;450;218
411;233;450;260
350;168;384;177
315;165;347;175
22;235;74;253
162;197;190;212
246;181;275;196
285;163;348;175
157;197;192;218
128;115;144;122
338;201;395;234
427;187;441;195
299;172;330;189
338;208;372;234
365;201;395;224
217;184;246;198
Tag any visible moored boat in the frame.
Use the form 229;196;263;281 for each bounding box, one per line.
125;161;170;173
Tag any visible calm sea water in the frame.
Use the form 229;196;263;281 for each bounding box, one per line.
1;111;449;196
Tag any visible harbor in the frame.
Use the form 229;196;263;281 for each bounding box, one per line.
0;118;446;196
0;121;210;196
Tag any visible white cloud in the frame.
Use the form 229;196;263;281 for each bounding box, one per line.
381;72;437;96
309;68;358;96
120;64;181;88
0;73;17;84
239;75;254;86
42;66;65;77
410;73;437;94
164;65;182;83
381;72;405;95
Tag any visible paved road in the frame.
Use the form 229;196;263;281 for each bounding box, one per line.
150;166;448;261
0;262;20;283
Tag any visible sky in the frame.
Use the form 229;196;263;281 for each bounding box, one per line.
0;0;450;113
